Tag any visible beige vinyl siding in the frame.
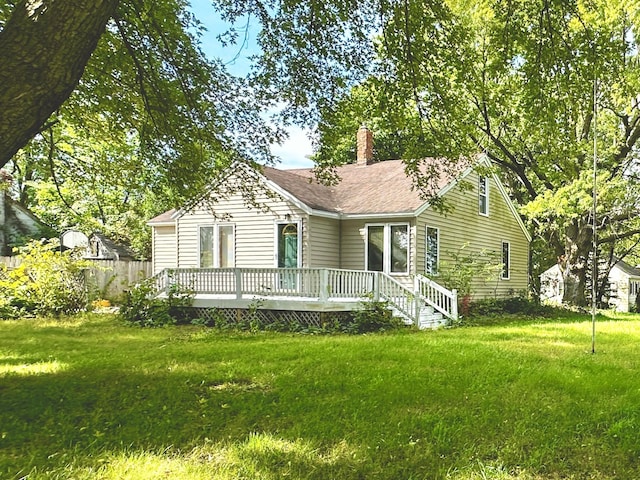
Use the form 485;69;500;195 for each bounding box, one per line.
307;216;340;268
176;189;308;268
152;225;176;274
340;219;366;271
417;170;529;298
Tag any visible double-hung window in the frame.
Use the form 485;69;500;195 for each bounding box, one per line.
199;224;235;268
366;223;409;274
479;176;489;216
501;241;510;280
425;226;439;275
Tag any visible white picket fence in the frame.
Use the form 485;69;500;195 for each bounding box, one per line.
0;257;152;300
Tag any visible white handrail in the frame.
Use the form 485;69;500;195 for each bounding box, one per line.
415;274;458;320
376;272;419;325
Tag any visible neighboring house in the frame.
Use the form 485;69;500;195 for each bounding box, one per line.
61;230;136;261
541;258;640;312
148;127;530;326
0;192;53;256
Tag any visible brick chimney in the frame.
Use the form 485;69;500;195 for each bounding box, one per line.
356;125;374;165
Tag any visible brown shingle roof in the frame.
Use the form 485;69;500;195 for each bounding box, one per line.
147;209;177;225
261;167;339;212
264;159;462;215
149;158;465;222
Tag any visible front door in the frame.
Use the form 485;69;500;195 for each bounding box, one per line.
277;221;300;289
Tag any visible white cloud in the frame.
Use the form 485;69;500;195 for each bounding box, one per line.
272;126;315;169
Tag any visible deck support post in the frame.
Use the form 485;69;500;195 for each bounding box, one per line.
234;268;242;299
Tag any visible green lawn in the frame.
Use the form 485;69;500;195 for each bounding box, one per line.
1;312;639;479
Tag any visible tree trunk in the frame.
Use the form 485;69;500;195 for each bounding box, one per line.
559;219;593;307
0;0;119;168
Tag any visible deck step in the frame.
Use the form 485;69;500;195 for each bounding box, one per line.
389;305;447;329
418;306;446;329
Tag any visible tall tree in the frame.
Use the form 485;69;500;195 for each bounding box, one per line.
1;0;290;253
0;0;119;167
314;0;640;306
0;0;282;207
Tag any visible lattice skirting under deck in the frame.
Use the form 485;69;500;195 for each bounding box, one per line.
186;307;354;329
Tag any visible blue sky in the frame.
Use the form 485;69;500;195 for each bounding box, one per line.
189;0;314;169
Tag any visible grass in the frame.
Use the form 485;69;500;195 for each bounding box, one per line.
0;312;639;479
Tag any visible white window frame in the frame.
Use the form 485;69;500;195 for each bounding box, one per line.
365;223;410;275
198;224;236;268
479;175;489;216
425;226;439;276
501;240;510;280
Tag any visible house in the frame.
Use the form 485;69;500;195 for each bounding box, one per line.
541;258;640;312
0;192;53;256
61;230;137;261
148;127;530;327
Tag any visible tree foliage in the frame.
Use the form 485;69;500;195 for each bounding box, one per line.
313;0;640;305
1;0;283;256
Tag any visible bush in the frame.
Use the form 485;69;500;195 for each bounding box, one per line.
120;280;194;327
466;295;555;318
0;240;92;317
344;301;405;334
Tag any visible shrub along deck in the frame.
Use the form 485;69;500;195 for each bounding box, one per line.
0;312;639;479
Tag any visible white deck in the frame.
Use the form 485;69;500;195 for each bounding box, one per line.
153;267;458;324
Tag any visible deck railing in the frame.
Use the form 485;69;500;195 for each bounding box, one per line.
153;267;458;323
159;267;377;301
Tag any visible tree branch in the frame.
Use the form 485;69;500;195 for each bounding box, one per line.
0;0;119;167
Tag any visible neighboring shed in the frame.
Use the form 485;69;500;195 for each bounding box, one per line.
608;259;640;312
61;230;137;261
0;193;53;256
540;258;640;312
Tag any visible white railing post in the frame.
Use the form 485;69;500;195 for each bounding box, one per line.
373;272;380;302
451;289;458;320
234;268;242;299
319;269;329;302
414;276;421;326
164;269;170;295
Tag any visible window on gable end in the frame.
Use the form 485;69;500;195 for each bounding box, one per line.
479;176;489;216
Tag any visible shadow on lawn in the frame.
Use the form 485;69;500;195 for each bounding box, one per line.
0;365;288;476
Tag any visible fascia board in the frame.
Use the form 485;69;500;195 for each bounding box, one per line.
340;211;417;220
146;220;176;227
489;168;532;243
